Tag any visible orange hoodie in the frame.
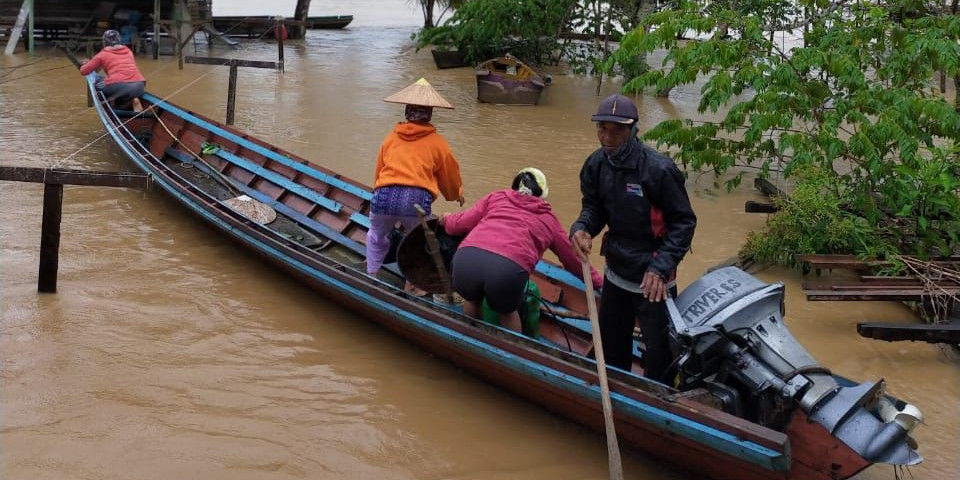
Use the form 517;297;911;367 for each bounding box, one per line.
374;122;463;201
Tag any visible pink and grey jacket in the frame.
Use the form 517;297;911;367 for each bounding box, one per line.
79;46;145;85
444;189;604;288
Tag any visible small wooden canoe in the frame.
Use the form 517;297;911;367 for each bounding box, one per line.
431;49;470;69
475;55;550;105
85;74;916;480
305;15;353;29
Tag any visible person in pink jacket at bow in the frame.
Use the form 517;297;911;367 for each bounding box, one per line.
79;29;146;111
439;168;603;333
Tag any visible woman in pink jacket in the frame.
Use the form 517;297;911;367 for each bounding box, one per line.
440;168;603;333
79;30;146;111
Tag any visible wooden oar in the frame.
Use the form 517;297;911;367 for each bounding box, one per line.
414;204;453;302
582;260;624;480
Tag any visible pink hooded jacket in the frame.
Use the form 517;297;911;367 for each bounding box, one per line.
443;189;604;288
79;45;145;85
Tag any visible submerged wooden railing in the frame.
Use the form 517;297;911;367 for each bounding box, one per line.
0;166;150;293
797;253;960;345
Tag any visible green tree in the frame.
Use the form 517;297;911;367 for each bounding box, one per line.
415;0;578;65
608;0;960;264
411;0;468;28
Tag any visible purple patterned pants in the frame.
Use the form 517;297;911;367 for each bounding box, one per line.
365;186;433;275
365;214;422;274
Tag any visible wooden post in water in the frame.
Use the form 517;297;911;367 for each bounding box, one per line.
153;0;160;59
0;166;150;293
37;183;63;293
184;56;282;126
175;1;183;70
26;0;33;54
226;60;238;125
276;19;285;73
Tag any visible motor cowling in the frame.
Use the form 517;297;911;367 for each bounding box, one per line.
666;267;922;466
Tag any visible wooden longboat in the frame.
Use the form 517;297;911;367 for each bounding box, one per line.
475;56;550;105
87;75;882;480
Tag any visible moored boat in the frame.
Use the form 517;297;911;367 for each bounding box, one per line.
305;15;353;29
431;49;470;69
210;15;294;38
84;73;923;480
475;55;550;105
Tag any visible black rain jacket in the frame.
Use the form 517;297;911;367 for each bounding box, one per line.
570;137;697;283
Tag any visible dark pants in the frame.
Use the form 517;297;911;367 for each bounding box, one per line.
599;278;675;384
452;247;529;314
96;75;145;107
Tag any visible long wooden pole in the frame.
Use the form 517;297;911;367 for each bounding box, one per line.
582;260;624;480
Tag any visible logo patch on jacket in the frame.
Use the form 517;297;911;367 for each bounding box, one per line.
625;183;644;197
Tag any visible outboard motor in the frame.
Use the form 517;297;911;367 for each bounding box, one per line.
667;267;922;465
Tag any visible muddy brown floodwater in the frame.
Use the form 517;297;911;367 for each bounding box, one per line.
1;3;957;479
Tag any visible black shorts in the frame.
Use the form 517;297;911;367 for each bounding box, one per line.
451;246;529;314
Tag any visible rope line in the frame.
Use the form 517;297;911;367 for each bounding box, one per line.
56;66;222;167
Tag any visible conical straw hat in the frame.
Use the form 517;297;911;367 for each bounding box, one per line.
384;78;454;109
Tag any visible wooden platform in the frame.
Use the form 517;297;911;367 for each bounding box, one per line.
804;284;960;301
799;255;960;301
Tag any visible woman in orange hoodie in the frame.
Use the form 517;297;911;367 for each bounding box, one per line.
367;78;465;280
79;29;146;111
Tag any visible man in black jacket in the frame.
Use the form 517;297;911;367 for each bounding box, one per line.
570;94;697;384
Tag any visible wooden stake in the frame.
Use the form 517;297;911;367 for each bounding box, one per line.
582;260;624;480
153;0;160;59
226;60;238;125
26;0;33;54
38;183;63;293
277;21;285;73
184;56;281;126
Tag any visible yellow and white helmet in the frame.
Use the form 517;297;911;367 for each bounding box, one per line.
512;167;549;199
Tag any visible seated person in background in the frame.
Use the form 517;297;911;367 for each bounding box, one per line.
440;168;604;334
80;30;146;112
119;24;139;51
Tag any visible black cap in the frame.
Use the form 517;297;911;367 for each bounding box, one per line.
591;94;638;124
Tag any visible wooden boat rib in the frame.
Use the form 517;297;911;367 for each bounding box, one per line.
88;75;896;480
